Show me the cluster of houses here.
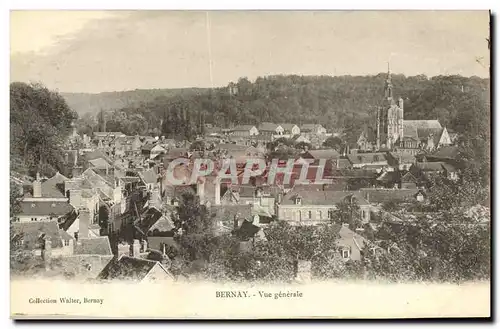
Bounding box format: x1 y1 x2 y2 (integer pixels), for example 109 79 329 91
10 115 464 282
204 122 332 149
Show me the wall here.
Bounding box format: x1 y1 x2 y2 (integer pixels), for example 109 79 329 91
278 205 334 224
143 263 173 282
18 215 54 223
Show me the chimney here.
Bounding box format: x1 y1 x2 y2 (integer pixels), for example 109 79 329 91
131 239 141 257
73 150 78 167
78 208 90 239
33 173 42 198
215 180 221 205
141 239 148 253
69 189 82 208
117 242 130 258
161 242 167 256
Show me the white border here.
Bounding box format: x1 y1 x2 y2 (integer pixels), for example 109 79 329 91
1 1 497 328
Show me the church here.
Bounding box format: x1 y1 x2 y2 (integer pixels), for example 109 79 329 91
357 65 452 155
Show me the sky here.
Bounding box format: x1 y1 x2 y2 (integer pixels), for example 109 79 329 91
10 10 490 93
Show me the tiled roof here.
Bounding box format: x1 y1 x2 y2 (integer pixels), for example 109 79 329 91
376 171 401 183
211 205 253 222
415 162 446 172
74 236 113 256
388 152 416 164
279 123 298 131
359 188 420 204
301 124 323 131
403 120 442 129
98 255 172 281
139 168 158 185
12 221 64 249
215 143 248 152
58 209 79 231
258 122 280 132
232 125 257 131
40 172 68 198
301 149 340 159
135 207 173 235
282 189 369 206
19 200 74 217
428 146 460 160
347 153 388 165
88 158 111 170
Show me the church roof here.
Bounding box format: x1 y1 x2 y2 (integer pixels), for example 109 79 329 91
403 120 442 129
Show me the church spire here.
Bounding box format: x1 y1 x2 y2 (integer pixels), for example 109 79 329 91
384 62 393 100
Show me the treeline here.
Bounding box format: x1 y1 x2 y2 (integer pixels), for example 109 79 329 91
10 82 78 177
162 195 490 283
76 74 489 144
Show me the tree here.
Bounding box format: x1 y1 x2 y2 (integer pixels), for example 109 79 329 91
190 140 205 151
10 82 78 176
10 181 22 218
330 197 363 230
323 136 343 150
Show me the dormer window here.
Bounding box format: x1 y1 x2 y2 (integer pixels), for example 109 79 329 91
31 203 36 208
295 196 302 205
51 203 56 207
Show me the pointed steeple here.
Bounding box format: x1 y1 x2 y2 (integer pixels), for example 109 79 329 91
384 62 393 100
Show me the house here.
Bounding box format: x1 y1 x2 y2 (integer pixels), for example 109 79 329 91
357 129 376 152
59 207 100 239
93 132 126 142
220 186 276 217
211 204 254 233
336 225 368 261
387 151 416 171
292 135 311 145
141 143 167 160
133 206 176 239
231 125 259 137
279 124 301 136
375 171 402 189
346 153 388 169
300 149 341 162
400 121 452 152
17 200 75 223
300 124 327 135
11 221 74 257
259 123 284 136
410 162 448 180
278 188 371 225
400 171 419 189
97 255 174 282
138 168 159 191
359 188 423 205
425 146 460 163
74 236 113 256
114 136 142 156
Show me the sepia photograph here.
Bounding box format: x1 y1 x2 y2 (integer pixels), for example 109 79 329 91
8 9 491 319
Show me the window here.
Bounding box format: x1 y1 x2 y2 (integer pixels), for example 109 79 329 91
295 197 302 205
317 211 322 220
64 240 70 246
342 249 350 259
308 211 312 219
373 155 379 162
328 209 334 219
